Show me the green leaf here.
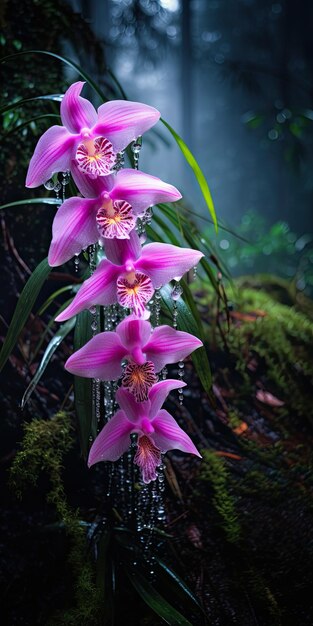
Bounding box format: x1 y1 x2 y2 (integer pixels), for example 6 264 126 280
5 113 60 135
181 280 205 341
0 197 61 210
21 317 75 408
0 258 51 372
161 118 217 231
245 114 265 129
150 213 182 246
157 559 205 616
158 203 222 293
73 310 95 458
1 50 108 102
125 568 193 626
0 94 64 116
160 285 212 398
36 285 75 316
181 206 250 243
31 297 74 363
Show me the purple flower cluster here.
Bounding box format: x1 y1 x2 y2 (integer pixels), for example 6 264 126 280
26 82 203 483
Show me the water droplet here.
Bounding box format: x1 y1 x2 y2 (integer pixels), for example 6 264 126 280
161 367 168 380
62 171 70 185
171 282 183 301
268 128 279 140
131 142 142 155
44 178 55 190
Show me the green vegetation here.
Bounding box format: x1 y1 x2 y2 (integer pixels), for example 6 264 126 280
9 412 104 626
199 450 241 544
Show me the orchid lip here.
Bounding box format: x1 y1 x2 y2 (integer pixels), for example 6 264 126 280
76 136 116 177
134 434 161 484
121 360 157 402
96 200 135 239
116 271 154 317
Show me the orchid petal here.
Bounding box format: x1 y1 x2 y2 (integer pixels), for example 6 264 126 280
116 316 152 354
137 243 204 288
149 379 186 419
110 169 182 215
93 100 160 153
65 332 126 379
71 161 113 198
88 410 132 466
48 197 99 267
115 387 148 423
152 409 201 457
104 229 142 265
56 260 119 321
26 126 76 188
60 82 97 134
145 326 203 372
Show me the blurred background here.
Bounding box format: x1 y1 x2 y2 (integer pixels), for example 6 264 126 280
1 0 313 292
71 0 313 291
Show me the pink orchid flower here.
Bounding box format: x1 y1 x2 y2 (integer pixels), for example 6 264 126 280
65 314 203 401
48 168 181 266
25 82 160 188
56 230 204 319
88 380 201 483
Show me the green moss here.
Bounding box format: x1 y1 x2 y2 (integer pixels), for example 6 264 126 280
244 568 282 624
230 288 313 425
199 450 241 543
227 410 242 429
9 412 103 626
199 283 313 427
9 410 73 498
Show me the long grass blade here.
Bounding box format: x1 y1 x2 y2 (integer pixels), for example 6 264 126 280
1 50 108 101
21 318 75 408
0 197 61 210
161 118 217 231
0 258 51 372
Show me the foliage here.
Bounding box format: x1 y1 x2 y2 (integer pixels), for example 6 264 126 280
242 107 313 172
227 286 313 425
202 209 313 296
9 411 104 626
198 450 241 544
0 0 108 201
196 279 313 428
107 0 180 66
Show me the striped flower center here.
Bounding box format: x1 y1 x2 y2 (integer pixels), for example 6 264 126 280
96 200 135 239
134 435 161 484
122 361 157 402
76 136 116 177
116 272 154 317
